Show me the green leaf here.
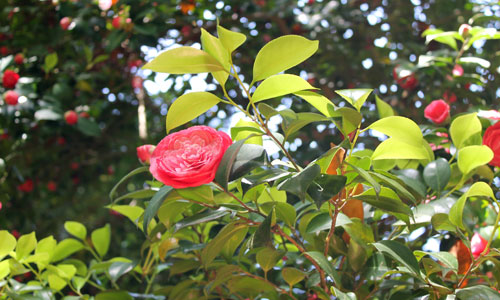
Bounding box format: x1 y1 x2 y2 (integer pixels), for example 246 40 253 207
113 189 157 204
76 118 101 136
231 120 264 145
258 103 279 119
95 291 133 300
251 74 316 104
174 208 229 232
335 89 373 111
252 35 318 83
51 239 84 263
109 166 149 200
423 158 451 193
0 231 16 260
177 185 214 204
256 247 284 272
332 286 357 300
16 232 37 261
369 171 417 204
91 224 111 258
48 274 67 291
368 116 423 145
450 113 482 149
108 262 134 282
431 213 456 232
295 91 338 118
280 111 328 139
214 138 254 190
353 187 412 217
372 138 431 160
346 162 380 195
200 28 230 70
0 260 9 280
221 226 248 259
35 236 56 269
307 174 347 208
166 92 222 133
449 182 495 229
459 56 491 68
107 205 144 228
424 30 459 50
217 24 246 53
44 52 58 73
260 202 296 227
306 212 352 234
456 285 500 300
143 185 174 232
305 251 341 286
157 200 191 229
373 240 420 277
457 145 494 175
252 210 274 249
64 221 87 241
413 251 458 271
34 109 62 121
336 107 363 134
393 169 427 198
282 267 306 287
375 95 395 119
143 46 225 74
201 222 248 267
278 164 321 201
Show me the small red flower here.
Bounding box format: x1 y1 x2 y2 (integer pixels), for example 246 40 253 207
18 179 34 192
4 90 19 105
112 16 121 29
137 145 155 164
12 230 20 239
64 110 78 125
452 64 464 77
0 46 8 56
471 232 489 259
3 70 20 89
60 17 72 30
459 24 471 37
424 100 450 125
131 76 143 89
14 53 24 65
47 181 57 192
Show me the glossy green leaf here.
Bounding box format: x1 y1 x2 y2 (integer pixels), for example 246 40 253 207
0 260 9 280
256 247 284 272
459 56 491 68
76 118 101 137
231 119 263 145
108 261 134 282
174 208 229 232
200 28 230 70
336 107 363 134
48 274 67 291
0 231 16 260
220 226 248 259
143 46 225 74
346 162 380 195
308 174 347 208
252 210 274 249
107 205 144 228
113 189 157 204
201 222 248 267
166 92 222 133
450 113 482 149
51 239 84 263
413 251 458 271
449 181 495 229
372 138 431 160
215 139 246 190
348 239 368 272
258 102 279 119
456 285 500 300
423 29 459 50
369 171 417 204
91 224 111 258
306 212 352 234
143 185 174 232
305 251 341 286
332 286 357 300
375 95 395 119
260 202 296 227
44 52 58 73
64 221 87 241
423 158 451 193
217 24 246 53
431 213 456 232
95 291 133 300
177 185 214 204
373 240 420 276
35 236 56 269
282 267 306 286
457 145 493 175
278 164 321 201
16 232 37 261
335 89 373 111
353 187 412 217
280 111 328 139
109 166 149 200
251 74 317 104
368 116 423 145
157 200 191 229
393 169 427 198
253 35 318 83
295 91 338 118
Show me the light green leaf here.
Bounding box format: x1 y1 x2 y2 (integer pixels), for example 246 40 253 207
201 222 248 267
335 89 373 111
456 285 500 300
282 267 306 287
231 119 263 145
332 286 357 300
253 35 318 83
256 247 283 272
306 212 352 234
108 262 134 282
353 187 412 218
295 91 338 118
375 95 395 119
143 46 225 74
449 181 495 229
16 232 37 261
373 240 420 277
217 24 246 54
166 92 222 133
107 205 144 228
251 74 317 104
413 251 458 271
459 56 491 68
372 138 430 160
368 116 423 145
91 224 111 258
64 221 87 241
457 145 493 175
0 231 16 260
0 260 9 280
51 239 84 263
48 274 67 291
450 113 482 149
44 52 58 73
424 30 459 50
35 236 56 269
201 28 231 86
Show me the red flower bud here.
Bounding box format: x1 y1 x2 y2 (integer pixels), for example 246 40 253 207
137 144 155 164
4 90 19 105
459 24 471 38
14 53 24 65
112 16 121 29
64 110 78 125
452 64 464 77
131 76 143 89
17 179 34 192
424 100 450 125
443 90 457 103
471 232 489 259
60 17 72 30
2 70 20 89
47 181 57 192
0 46 8 56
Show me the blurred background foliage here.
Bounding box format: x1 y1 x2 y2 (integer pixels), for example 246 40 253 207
0 0 498 256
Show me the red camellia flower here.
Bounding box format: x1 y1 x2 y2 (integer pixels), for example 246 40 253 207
443 90 457 103
4 90 19 105
47 181 57 192
483 121 500 167
17 179 34 192
150 126 232 189
60 17 72 30
112 16 122 29
137 144 155 164
64 110 78 125
424 100 450 125
3 70 20 89
0 46 8 56
452 64 464 77
471 232 489 259
14 53 24 65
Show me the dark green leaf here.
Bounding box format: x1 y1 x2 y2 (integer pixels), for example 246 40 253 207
76 118 101 137
423 158 451 193
143 186 174 232
230 144 266 181
215 139 246 190
305 251 341 286
456 285 500 300
307 174 347 208
369 171 417 204
278 164 321 201
109 166 149 200
392 169 427 198
201 222 248 267
306 212 352 234
113 189 157 204
353 187 411 220
108 262 135 282
252 210 274 248
174 208 229 232
373 240 420 277
346 162 380 195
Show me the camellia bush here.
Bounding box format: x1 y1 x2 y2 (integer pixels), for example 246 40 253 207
1 19 500 300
